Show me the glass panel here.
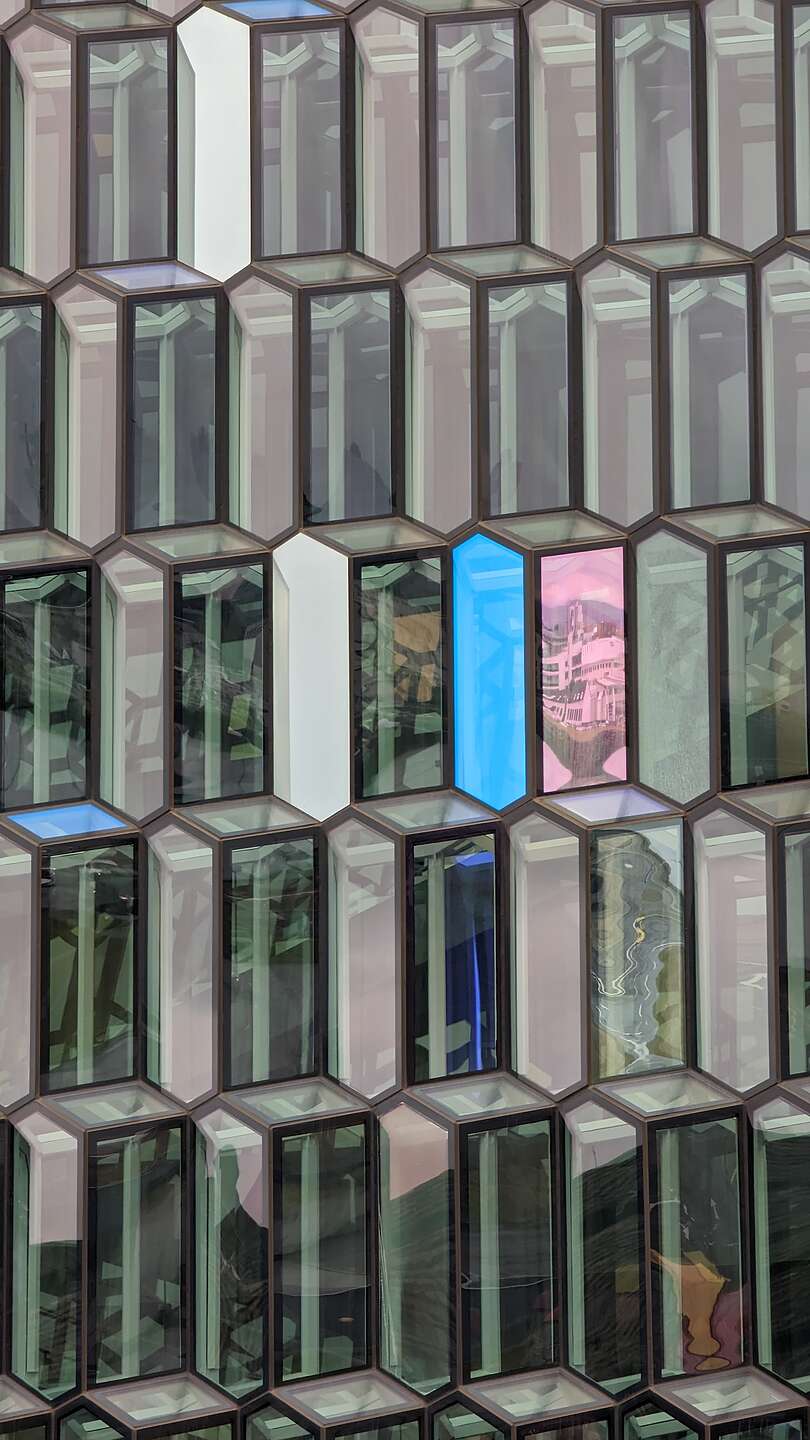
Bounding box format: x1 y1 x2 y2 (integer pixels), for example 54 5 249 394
624 1402 697 1440
354 10 421 268
435 19 516 247
91 1124 183 1382
357 555 444 797
591 822 685 1079
453 534 527 811
308 290 392 523
10 802 126 839
229 278 294 542
412 833 497 1081
278 1122 368 1380
467 1368 606 1420
195 1109 266 1397
538 547 627 793
328 819 398 1100
0 303 42 531
796 8 810 229
669 273 750 507
753 1099 810 1391
404 269 472 533
146 823 214 1104
434 1405 505 1440
693 809 770 1092
85 39 169 264
465 1119 553 1377
1 570 89 809
247 1404 311 1440
54 284 118 549
636 531 711 804
705 0 777 251
725 546 808 787
564 1102 643 1392
654 1117 743 1376
260 29 342 257
8 26 72 283
0 836 33 1109
581 263 653 527
131 296 218 530
529 3 597 260
378 1102 452 1393
43 842 136 1092
175 563 265 804
60 1409 123 1440
226 837 316 1086
784 831 810 1077
99 551 166 822
11 1112 80 1399
487 281 569 516
510 813 582 1095
613 12 693 240
761 252 810 520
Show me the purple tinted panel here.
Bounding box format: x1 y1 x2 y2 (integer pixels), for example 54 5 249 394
538 546 627 793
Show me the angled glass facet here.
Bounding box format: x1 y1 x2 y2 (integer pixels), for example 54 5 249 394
434 18 516 248
613 11 693 241
260 28 343 257
529 3 597 261
582 263 653 527
705 0 777 252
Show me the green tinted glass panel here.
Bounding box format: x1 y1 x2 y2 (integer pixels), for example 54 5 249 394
0 302 42 531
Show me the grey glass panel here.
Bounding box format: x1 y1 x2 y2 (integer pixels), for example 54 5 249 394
705 0 777 252
529 3 597 261
669 274 750 509
435 19 516 247
796 9 810 230
404 269 472 533
85 39 170 264
761 253 810 520
354 10 422 269
613 12 693 240
0 303 42 531
260 29 342 257
784 832 810 1078
131 297 217 529
753 1100 810 1391
582 263 653 527
8 26 72 284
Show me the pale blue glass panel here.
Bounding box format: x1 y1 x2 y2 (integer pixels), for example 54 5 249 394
453 533 526 810
9 802 127 839
225 0 329 14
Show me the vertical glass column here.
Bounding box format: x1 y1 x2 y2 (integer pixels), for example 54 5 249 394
785 827 810 1076
260 26 343 257
175 562 266 804
0 833 33 1110
54 282 119 551
99 550 166 823
725 546 807 787
433 18 516 248
356 555 444 798
795 9 810 230
11 1109 80 1399
705 0 777 252
84 38 170 264
753 1096 810 1391
404 269 471 534
1 569 90 810
378 1101 452 1394
7 25 73 283
353 9 421 268
581 262 653 527
195 1107 266 1397
131 295 218 530
528 2 597 260
229 276 294 542
612 11 693 241
307 289 392 524
0 297 43 532
761 251 810 520
43 841 137 1091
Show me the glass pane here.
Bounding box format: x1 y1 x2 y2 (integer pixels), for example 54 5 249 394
226 837 316 1086
175 563 265 804
357 555 444 797
378 1103 451 1393
783 831 810 1077
0 303 42 531
669 274 750 508
412 833 497 1082
0 836 33 1109
636 531 711 804
654 1118 743 1376
725 546 808 787
435 19 516 247
229 278 294 542
1 570 89 809
435 1406 505 1440
195 1109 266 1397
11 1112 80 1399
761 252 810 520
705 0 777 251
43 842 136 1091
465 1119 553 1377
753 1100 810 1391
591 822 685 1078
510 813 583 1095
529 3 597 260
693 809 770 1092
131 296 218 529
624 1402 697 1440
404 270 472 533
487 282 569 515
91 1124 183 1382
453 534 527 810
85 39 169 264
796 8 810 229
99 551 166 822
354 10 421 268
8 26 72 283
582 263 653 527
538 547 627 792
146 823 214 1104
613 12 693 240
54 284 118 549
308 290 392 523
278 1122 368 1380
564 1101 643 1392
260 29 342 257
328 819 398 1100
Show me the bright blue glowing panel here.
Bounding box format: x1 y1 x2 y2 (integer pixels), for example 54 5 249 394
9 802 128 840
453 533 527 810
222 0 330 16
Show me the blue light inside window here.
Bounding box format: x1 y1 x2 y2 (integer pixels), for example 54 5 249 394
222 0 330 16
9 803 128 840
453 533 527 811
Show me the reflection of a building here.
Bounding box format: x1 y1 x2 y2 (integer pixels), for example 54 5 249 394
541 601 625 731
